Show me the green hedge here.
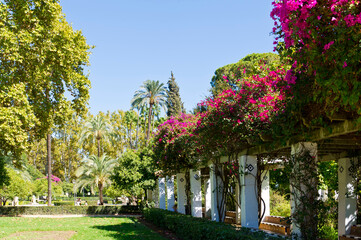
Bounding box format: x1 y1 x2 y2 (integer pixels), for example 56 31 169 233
0 206 140 216
143 208 281 240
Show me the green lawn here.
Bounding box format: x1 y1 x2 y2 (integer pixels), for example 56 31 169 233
0 217 167 240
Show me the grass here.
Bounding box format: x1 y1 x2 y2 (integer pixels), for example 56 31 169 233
0 217 167 240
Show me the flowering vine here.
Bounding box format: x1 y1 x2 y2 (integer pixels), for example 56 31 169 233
272 0 361 115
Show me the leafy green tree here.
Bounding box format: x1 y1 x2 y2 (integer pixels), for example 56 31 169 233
75 155 117 205
33 178 63 200
80 115 112 158
0 157 9 189
166 71 184 117
112 147 157 201
210 53 280 96
131 80 167 142
0 168 32 206
0 0 92 205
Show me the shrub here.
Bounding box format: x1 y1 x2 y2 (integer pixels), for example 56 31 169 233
270 191 291 217
0 205 140 216
143 208 281 240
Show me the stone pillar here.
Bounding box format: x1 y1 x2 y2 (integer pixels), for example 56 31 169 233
240 155 258 228
177 173 186 214
153 182 159 207
158 177 166 210
210 164 224 222
261 170 270 221
166 176 175 211
235 182 241 224
338 158 357 236
290 142 317 237
204 177 212 219
190 169 202 217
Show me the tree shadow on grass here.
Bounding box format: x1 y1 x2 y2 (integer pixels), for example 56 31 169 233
91 218 166 240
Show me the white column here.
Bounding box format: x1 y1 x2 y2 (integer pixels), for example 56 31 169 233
158 177 166 210
240 155 258 229
338 158 357 236
204 177 212 219
290 142 317 237
210 164 224 222
153 183 159 207
166 176 175 211
177 173 186 214
190 169 202 217
261 170 270 221
235 182 241 224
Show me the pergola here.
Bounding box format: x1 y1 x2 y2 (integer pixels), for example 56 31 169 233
150 119 361 238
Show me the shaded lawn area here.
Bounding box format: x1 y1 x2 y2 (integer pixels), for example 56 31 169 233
0 217 167 240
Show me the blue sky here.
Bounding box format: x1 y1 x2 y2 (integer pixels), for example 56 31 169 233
60 0 275 115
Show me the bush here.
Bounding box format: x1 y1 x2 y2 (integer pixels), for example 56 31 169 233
270 191 291 217
53 201 74 206
0 205 140 216
143 208 281 240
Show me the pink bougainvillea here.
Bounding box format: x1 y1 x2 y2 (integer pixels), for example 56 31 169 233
271 0 361 113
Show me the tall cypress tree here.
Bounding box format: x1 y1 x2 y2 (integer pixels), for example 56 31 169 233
166 71 184 117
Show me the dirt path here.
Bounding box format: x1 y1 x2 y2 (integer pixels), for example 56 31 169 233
3 231 77 240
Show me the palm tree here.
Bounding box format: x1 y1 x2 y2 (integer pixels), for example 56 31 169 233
131 80 167 142
75 155 117 205
80 115 112 158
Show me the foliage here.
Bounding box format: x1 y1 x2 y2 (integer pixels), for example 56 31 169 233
210 53 281 96
195 64 292 159
0 84 37 156
284 147 320 239
270 168 290 198
0 168 32 205
153 113 199 176
75 155 117 205
80 115 112 158
112 147 157 198
271 0 361 119
0 0 91 146
32 178 63 198
166 71 184 117
143 208 280 240
318 225 338 240
131 80 167 141
0 156 9 188
269 190 291 217
0 205 140 216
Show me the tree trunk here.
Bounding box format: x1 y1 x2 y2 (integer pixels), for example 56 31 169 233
146 103 153 142
135 112 140 149
98 182 104 205
97 138 100 158
47 133 52 206
185 169 192 215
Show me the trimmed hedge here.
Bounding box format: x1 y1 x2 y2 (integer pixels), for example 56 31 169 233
143 208 281 240
0 205 140 216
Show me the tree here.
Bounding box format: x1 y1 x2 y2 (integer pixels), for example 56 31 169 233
112 147 157 201
75 155 117 205
0 168 32 206
0 0 92 206
210 53 280 96
166 71 184 117
131 80 167 142
80 115 112 158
